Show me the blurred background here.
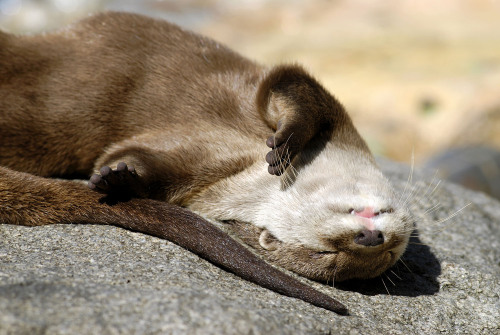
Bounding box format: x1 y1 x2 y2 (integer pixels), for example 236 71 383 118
1 0 500 198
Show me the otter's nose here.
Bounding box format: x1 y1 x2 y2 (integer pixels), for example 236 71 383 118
354 229 384 247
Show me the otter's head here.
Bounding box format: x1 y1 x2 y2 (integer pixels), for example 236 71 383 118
226 65 413 282
232 136 413 282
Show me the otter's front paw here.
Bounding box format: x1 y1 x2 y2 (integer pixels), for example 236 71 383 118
265 120 309 176
88 162 145 198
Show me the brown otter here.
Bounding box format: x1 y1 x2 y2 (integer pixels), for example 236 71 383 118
0 12 413 314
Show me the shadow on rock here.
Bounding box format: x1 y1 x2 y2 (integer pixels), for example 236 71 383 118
335 231 441 297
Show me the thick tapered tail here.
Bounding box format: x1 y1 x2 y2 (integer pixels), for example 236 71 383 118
96 199 348 315
0 166 347 314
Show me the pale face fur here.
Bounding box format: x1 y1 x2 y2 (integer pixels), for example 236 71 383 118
188 136 413 282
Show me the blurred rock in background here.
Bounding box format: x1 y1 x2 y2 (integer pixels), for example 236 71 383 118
1 0 500 198
424 146 500 200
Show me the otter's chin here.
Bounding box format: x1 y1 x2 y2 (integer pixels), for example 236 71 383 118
223 220 408 282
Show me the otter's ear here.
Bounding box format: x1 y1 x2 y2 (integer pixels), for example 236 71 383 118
256 64 350 175
259 229 280 251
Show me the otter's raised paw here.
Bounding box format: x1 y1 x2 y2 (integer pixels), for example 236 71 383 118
265 121 307 176
88 162 145 199
266 137 292 176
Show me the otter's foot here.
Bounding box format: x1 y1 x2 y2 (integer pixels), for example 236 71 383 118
88 162 146 199
265 120 311 176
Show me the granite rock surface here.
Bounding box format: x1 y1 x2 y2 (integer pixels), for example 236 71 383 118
0 160 499 334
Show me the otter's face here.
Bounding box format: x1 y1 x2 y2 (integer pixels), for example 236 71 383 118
189 138 413 282
233 142 413 282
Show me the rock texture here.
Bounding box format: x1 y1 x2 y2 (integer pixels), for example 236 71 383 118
1 160 499 335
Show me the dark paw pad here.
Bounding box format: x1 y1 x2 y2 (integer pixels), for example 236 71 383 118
88 162 144 198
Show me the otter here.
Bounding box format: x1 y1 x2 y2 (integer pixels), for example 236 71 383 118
0 12 413 314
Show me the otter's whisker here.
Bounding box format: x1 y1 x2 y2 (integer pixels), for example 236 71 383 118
423 203 442 215
398 257 413 274
418 170 439 200
278 134 295 189
431 203 471 232
273 137 289 190
401 183 420 209
402 176 434 210
332 265 338 288
283 147 294 186
380 277 391 295
428 179 442 199
390 270 402 281
288 158 298 179
397 150 415 208
384 273 396 287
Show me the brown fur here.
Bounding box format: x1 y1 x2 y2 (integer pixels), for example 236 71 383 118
0 12 361 188
0 12 373 314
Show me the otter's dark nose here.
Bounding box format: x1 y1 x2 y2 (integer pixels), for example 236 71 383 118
354 229 384 247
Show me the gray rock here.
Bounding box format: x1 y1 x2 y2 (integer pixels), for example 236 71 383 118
0 160 499 335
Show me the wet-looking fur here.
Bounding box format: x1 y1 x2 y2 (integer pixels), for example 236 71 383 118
0 12 413 314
